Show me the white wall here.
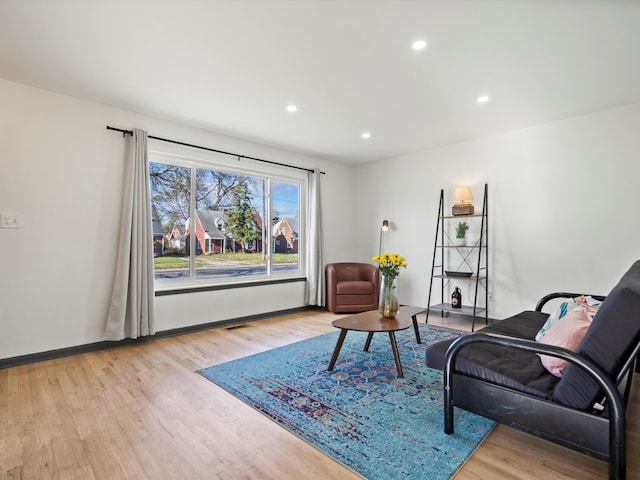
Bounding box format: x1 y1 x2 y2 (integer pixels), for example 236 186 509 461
354 102 640 318
0 79 356 359
3 76 639 359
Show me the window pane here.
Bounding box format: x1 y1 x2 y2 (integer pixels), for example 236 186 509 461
150 162 190 281
272 182 300 273
194 169 267 280
149 154 305 286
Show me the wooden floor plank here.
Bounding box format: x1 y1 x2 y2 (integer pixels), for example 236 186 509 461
0 309 638 479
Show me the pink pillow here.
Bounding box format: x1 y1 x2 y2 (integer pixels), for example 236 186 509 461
539 309 592 377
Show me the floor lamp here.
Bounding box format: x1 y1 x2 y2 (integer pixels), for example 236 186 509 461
378 219 389 257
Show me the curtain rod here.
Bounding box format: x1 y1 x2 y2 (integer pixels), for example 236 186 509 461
106 126 325 175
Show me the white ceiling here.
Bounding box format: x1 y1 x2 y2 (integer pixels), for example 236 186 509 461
2 1 640 165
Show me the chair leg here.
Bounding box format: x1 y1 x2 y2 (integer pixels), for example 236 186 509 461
609 412 626 480
444 395 454 433
444 373 454 434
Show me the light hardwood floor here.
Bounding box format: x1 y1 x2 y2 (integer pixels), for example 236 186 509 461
1 309 639 479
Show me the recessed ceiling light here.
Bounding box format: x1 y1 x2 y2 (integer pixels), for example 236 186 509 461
361 132 371 140
412 40 427 51
477 95 490 104
286 104 297 113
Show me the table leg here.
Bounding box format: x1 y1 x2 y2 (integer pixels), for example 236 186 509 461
412 314 422 344
388 331 404 378
328 329 348 371
364 332 374 351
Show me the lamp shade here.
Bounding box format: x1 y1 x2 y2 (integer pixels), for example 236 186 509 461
381 219 389 231
453 186 473 205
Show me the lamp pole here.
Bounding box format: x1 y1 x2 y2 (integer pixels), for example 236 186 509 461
378 219 389 257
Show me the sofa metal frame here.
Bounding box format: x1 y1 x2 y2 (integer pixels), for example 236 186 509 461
443 292 640 480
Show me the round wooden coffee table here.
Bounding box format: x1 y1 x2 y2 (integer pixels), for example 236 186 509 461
327 306 424 378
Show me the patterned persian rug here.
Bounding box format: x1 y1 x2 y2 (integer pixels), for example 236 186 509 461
198 323 495 480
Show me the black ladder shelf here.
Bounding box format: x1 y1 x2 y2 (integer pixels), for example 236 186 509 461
426 184 488 331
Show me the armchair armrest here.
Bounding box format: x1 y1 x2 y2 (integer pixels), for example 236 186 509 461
535 292 607 312
326 264 338 284
362 265 381 285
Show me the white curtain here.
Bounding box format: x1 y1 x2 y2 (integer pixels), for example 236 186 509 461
105 128 156 340
305 169 323 306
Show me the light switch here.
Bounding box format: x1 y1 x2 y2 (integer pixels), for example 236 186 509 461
1 213 22 229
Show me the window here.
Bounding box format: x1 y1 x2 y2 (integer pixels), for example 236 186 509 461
149 150 305 288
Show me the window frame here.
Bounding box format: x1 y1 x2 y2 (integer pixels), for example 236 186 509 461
149 145 308 293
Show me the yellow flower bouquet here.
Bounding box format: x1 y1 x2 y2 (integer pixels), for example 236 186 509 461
371 253 408 317
371 253 408 278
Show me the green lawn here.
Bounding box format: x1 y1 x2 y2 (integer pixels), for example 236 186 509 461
154 253 298 269
212 252 298 264
153 256 205 269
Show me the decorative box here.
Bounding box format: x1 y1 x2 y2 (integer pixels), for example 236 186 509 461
452 204 474 216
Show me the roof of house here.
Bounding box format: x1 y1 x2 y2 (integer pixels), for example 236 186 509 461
167 224 184 237
272 217 298 236
195 210 228 240
196 209 265 240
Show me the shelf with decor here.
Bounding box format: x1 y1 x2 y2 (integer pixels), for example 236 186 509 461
427 303 486 317
426 183 488 331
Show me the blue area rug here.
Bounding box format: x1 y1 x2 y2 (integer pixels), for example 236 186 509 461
198 323 495 479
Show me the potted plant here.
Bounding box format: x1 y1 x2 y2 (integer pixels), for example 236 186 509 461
455 221 469 246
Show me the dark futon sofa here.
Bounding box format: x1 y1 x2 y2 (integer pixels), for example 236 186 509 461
425 260 640 480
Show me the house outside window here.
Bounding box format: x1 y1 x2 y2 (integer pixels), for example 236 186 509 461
272 217 299 254
149 150 305 288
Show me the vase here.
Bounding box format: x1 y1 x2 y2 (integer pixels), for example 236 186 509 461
379 274 399 318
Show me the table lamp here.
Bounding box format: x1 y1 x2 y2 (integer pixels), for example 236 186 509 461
452 186 474 216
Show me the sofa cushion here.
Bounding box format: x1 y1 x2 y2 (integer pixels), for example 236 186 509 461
535 295 602 342
539 309 592 377
425 310 560 399
336 281 374 295
554 260 640 409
